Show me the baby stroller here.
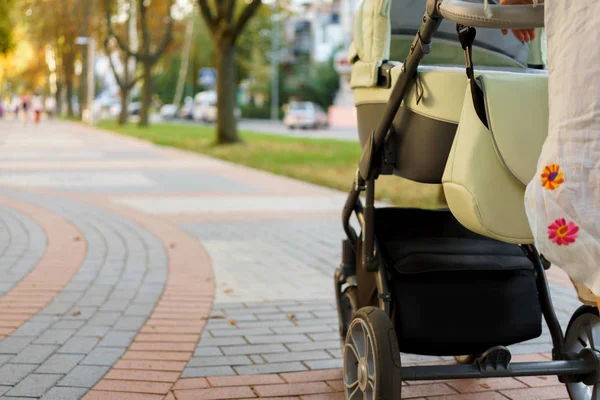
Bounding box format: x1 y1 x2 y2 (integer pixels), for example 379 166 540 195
334 0 600 399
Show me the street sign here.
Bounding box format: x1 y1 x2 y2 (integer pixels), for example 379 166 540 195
199 68 217 87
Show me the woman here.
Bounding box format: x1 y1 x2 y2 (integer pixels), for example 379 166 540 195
501 0 600 308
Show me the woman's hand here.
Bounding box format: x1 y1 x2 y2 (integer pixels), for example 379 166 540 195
499 0 544 42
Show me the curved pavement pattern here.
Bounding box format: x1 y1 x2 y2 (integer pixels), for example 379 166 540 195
0 203 46 298
0 118 583 399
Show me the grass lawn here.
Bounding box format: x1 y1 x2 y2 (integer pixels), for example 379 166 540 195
96 120 445 208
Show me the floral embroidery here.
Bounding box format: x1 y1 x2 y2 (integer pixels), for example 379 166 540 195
541 164 565 190
548 218 579 246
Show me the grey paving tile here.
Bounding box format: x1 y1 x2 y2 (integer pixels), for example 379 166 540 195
209 327 273 337
273 325 334 335
0 356 13 369
112 316 146 332
198 337 247 347
88 312 121 326
76 325 111 338
0 386 10 396
52 320 87 330
36 354 85 374
263 350 332 363
245 334 309 344
193 347 223 357
11 321 52 337
249 355 266 364
234 362 308 375
286 340 341 352
57 365 110 388
221 344 287 356
180 366 236 378
304 358 343 370
5 373 62 397
308 332 340 341
97 331 136 348
0 337 34 355
0 364 38 385
80 347 125 366
187 356 252 367
124 304 155 316
42 387 89 400
58 337 100 354
11 345 58 364
33 329 76 345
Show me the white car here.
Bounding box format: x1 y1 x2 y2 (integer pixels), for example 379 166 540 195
284 102 329 129
160 104 178 120
192 91 241 123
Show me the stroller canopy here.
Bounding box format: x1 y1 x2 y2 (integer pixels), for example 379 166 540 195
389 0 532 65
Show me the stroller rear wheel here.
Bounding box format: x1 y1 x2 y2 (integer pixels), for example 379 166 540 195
565 306 600 399
343 307 402 400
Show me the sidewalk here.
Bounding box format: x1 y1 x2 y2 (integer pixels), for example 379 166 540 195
0 118 577 399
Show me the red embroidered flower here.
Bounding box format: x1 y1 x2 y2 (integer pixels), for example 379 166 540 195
541 164 565 190
548 218 579 246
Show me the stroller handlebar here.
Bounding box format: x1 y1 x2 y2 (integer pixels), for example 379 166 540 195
438 0 544 29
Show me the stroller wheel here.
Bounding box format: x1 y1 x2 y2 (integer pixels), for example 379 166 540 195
565 306 600 399
343 307 401 400
339 286 358 343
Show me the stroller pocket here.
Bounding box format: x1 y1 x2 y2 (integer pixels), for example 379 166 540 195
376 208 542 356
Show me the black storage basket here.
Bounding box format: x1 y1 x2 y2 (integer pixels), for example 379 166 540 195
375 208 543 356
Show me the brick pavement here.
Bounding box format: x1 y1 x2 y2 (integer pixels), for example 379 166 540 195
0 118 586 399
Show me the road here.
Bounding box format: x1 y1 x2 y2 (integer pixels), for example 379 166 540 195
161 117 359 141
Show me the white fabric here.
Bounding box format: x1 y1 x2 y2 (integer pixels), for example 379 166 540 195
348 0 391 88
524 0 600 294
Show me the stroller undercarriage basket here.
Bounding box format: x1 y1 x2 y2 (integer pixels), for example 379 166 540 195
374 208 542 356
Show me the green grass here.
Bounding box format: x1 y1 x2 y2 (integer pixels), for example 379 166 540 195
96 120 445 208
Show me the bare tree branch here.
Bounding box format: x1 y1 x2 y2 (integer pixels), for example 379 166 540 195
104 0 145 61
138 0 151 56
232 0 262 43
149 0 175 63
224 0 235 22
197 0 216 34
104 37 124 89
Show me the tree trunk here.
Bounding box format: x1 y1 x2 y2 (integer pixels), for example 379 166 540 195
55 82 62 116
64 50 75 117
173 16 194 107
216 41 239 144
78 45 88 119
118 86 130 125
139 62 152 127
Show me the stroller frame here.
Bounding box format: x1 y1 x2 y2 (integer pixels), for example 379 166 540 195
336 0 600 397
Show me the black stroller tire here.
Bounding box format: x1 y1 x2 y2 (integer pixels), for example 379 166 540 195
565 305 600 399
343 307 402 400
339 286 359 343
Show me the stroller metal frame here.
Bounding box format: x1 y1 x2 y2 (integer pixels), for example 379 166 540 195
336 0 600 395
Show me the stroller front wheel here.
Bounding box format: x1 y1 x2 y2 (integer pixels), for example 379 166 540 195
565 305 600 399
343 307 402 400
339 286 359 343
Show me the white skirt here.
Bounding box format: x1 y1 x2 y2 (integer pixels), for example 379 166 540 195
524 0 600 294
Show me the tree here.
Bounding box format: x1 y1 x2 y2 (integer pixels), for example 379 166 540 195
105 0 174 127
197 0 263 144
104 0 141 125
77 0 94 120
0 0 15 55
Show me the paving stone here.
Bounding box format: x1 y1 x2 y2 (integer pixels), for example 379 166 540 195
125 304 156 316
221 344 288 355
308 332 340 341
234 362 308 375
64 307 97 320
58 337 100 354
36 354 84 374
11 345 58 364
5 373 62 397
304 358 343 370
286 340 341 352
193 347 223 357
187 356 253 367
245 334 309 344
42 387 89 400
0 386 10 396
81 347 126 366
180 366 236 378
11 321 53 337
33 329 76 345
52 320 87 330
76 325 111 337
57 365 110 388
0 364 38 385
263 350 333 363
0 337 34 355
198 337 247 347
88 312 121 326
273 325 334 335
209 327 273 337
112 316 146 332
98 331 136 347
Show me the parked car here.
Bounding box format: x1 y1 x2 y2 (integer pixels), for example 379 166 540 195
192 91 241 123
283 102 329 129
160 104 178 120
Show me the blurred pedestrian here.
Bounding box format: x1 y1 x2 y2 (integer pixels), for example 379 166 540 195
32 92 43 124
20 93 30 124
